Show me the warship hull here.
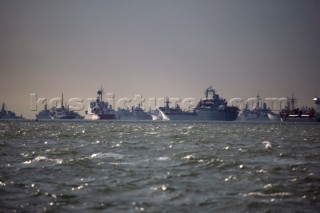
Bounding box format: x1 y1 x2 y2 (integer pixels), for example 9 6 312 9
50 114 77 119
280 115 319 122
36 112 51 120
98 114 117 120
160 113 197 121
117 114 152 121
162 108 238 121
116 109 152 120
49 109 83 120
196 108 239 121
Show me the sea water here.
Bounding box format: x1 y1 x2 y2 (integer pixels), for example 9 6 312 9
0 120 319 212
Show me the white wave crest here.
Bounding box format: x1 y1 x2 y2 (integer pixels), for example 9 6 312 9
90 152 124 159
23 156 63 165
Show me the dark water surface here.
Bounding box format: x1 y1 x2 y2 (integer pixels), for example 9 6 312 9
0 120 320 212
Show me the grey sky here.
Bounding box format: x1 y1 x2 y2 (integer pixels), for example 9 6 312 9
1 0 319 118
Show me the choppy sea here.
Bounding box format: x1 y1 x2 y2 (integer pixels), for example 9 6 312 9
0 120 320 212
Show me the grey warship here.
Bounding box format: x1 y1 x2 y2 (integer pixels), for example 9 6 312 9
195 86 239 121
157 98 197 120
0 102 24 119
36 94 83 120
239 93 273 121
117 104 152 120
158 86 239 121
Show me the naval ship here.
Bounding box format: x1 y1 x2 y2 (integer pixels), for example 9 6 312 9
239 94 272 121
0 102 24 119
36 94 83 120
48 94 83 119
158 98 197 120
158 86 239 121
85 87 117 120
117 104 152 120
279 94 320 122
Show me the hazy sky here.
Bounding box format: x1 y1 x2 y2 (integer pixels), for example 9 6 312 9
1 0 319 118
